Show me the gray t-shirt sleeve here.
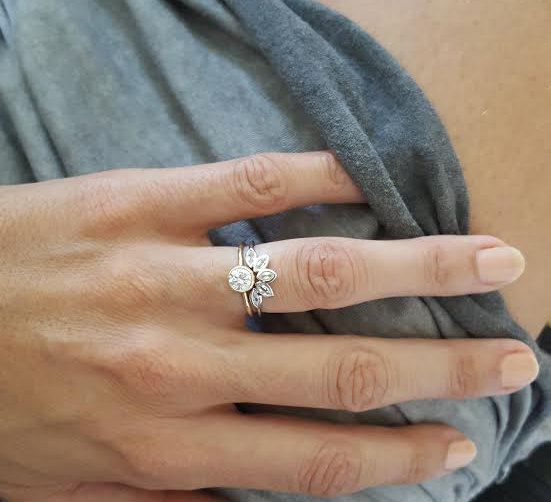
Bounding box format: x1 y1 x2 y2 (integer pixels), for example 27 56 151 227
1 1 549 501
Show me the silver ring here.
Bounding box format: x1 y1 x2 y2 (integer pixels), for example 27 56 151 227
227 242 277 316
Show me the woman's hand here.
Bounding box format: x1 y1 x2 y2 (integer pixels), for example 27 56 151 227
0 151 538 502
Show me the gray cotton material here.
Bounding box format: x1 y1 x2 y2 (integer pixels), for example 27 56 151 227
0 0 550 501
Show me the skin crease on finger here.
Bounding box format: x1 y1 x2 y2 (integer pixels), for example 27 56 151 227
318 0 551 337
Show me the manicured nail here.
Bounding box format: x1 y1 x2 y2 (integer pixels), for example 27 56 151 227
476 246 525 285
501 352 539 389
445 439 477 470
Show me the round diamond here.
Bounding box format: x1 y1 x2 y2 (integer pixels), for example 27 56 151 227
228 266 254 293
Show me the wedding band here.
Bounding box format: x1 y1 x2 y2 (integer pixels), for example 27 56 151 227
228 242 277 316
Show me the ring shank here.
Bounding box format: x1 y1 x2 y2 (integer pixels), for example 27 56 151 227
238 243 254 317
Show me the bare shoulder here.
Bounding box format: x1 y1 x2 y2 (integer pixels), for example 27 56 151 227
318 0 551 336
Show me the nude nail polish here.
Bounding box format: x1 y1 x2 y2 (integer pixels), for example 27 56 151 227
445 439 477 471
476 246 525 285
501 352 540 389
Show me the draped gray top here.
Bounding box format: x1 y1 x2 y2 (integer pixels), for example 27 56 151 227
0 1 549 501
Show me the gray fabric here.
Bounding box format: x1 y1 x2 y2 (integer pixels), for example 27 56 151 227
0 1 549 501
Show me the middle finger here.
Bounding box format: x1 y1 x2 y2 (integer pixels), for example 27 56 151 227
217 334 539 411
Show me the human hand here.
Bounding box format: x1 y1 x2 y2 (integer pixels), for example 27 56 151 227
0 151 538 501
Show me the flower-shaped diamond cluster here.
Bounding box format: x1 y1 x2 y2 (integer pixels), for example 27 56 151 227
245 247 277 309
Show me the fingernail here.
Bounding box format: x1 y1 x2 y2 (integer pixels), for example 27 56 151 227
501 352 539 389
476 246 525 285
445 439 477 470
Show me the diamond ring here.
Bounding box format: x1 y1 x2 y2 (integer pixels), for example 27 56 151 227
228 242 277 316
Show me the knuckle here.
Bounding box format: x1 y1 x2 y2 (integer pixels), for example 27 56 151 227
95 249 171 311
106 345 181 402
422 244 451 291
129 352 178 401
320 151 348 191
448 353 479 398
299 240 356 308
297 440 363 496
77 172 137 236
324 344 390 412
231 153 288 211
113 426 198 490
118 441 170 488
